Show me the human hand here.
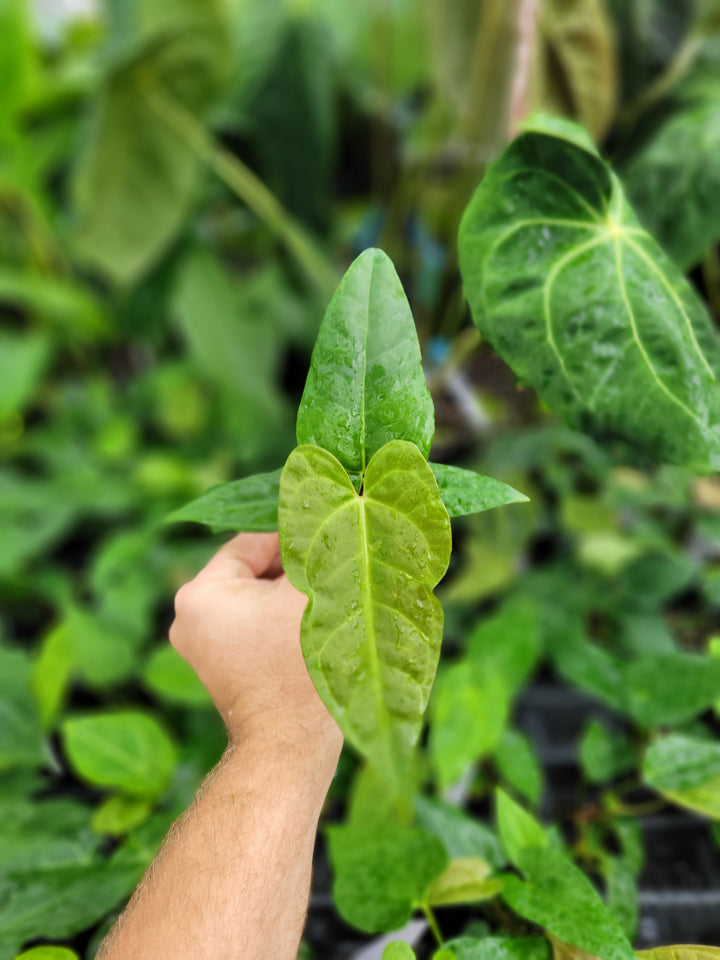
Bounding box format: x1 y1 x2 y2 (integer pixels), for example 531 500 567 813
170 533 342 753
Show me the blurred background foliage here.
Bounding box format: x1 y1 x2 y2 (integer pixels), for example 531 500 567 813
3 0 720 956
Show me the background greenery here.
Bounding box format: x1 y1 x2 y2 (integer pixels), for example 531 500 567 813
3 0 720 957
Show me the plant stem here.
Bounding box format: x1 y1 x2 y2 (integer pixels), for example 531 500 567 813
422 902 444 946
140 78 338 297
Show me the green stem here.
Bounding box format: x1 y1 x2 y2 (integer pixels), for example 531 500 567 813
422 902 444 946
140 78 338 297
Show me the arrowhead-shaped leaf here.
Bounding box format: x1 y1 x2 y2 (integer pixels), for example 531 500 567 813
296 248 435 475
458 130 720 471
167 470 281 532
430 463 528 517
279 439 451 795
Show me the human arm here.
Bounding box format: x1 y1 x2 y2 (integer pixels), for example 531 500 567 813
97 533 343 960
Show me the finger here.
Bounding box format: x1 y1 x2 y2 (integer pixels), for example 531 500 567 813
199 532 281 582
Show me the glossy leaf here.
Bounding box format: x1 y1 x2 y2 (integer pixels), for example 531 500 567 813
430 463 528 517
62 711 176 798
624 93 720 269
72 0 230 284
501 847 635 960
296 249 434 474
643 734 720 818
444 936 551 960
168 470 281 532
458 130 720 471
279 440 451 795
327 823 447 932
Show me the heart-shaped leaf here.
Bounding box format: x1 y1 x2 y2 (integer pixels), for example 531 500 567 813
279 439 451 795
458 130 720 471
296 248 435 475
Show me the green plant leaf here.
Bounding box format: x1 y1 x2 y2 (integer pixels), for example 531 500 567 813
430 463 529 517
0 331 51 417
496 789 547 867
426 856 502 907
279 440 451 796
167 470 281 532
383 944 417 960
141 645 213 708
637 948 720 960
624 94 720 269
72 0 230 284
15 947 80 960
91 795 153 837
296 248 435 475
327 823 448 933
494 730 544 807
443 936 551 960
458 129 720 471
501 847 635 960
579 720 635 784
62 711 176 798
414 795 505 869
0 646 46 772
643 734 720 817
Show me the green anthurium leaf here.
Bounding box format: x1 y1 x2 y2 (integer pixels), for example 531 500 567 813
624 94 720 270
383 944 417 960
425 856 502 907
15 947 80 960
444 936 552 960
167 469 281 532
279 440 451 797
496 788 547 867
327 822 448 933
61 711 176 798
458 129 720 472
72 0 230 285
430 463 528 517
643 734 720 818
501 847 635 960
296 248 435 475
637 948 720 960
414 795 505 869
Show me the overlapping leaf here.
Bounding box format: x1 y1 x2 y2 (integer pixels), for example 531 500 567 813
643 734 720 818
458 130 720 471
279 439 451 795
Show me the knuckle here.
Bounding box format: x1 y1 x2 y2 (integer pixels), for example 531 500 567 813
172 580 200 621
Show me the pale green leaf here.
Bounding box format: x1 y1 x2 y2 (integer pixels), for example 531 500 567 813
458 130 720 471
496 789 547 867
0 331 51 416
579 720 635 784
426 857 501 907
62 711 176 798
327 823 447 933
501 847 635 960
383 944 417 960
494 730 544 807
296 249 434 474
141 645 212 708
637 948 720 960
15 947 80 960
430 463 528 517
168 470 281 532
279 440 451 796
91 795 153 837
643 733 720 818
414 795 505 869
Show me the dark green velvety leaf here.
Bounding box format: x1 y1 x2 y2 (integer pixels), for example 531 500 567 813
327 823 447 933
72 0 230 284
458 130 720 471
501 847 635 960
643 733 720 817
430 463 529 517
296 248 434 474
279 440 451 796
444 936 551 960
624 94 720 269
62 711 176 798
168 470 281 532
414 795 505 869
